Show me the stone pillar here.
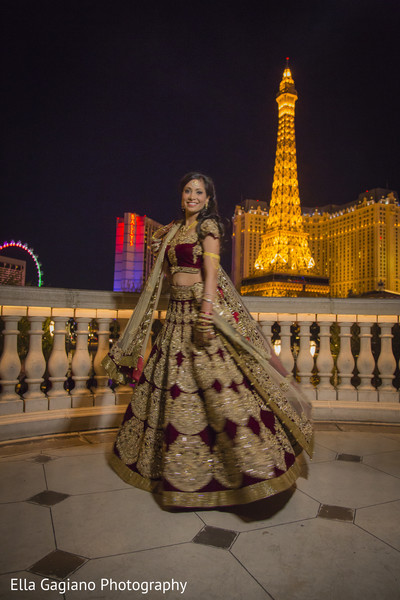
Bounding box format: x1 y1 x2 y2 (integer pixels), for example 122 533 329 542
259 312 277 352
114 311 134 406
93 311 117 406
316 314 336 401
23 312 49 411
47 312 72 410
277 314 294 376
0 309 24 414
71 314 94 407
378 316 398 402
296 314 315 401
336 315 356 402
357 317 377 402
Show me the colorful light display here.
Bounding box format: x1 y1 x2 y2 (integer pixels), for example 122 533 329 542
0 240 43 286
113 213 161 292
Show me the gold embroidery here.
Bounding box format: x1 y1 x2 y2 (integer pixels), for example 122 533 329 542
234 426 276 479
212 432 243 489
165 391 208 435
164 435 213 492
192 242 203 265
136 427 164 479
200 219 220 239
111 279 313 508
167 222 202 275
169 266 201 274
110 452 302 507
116 417 145 464
131 381 151 421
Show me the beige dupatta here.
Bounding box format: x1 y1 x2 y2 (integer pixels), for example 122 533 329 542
102 222 180 384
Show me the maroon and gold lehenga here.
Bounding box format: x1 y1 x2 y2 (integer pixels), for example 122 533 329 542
103 220 313 508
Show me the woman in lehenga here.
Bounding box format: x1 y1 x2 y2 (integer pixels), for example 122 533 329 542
103 172 313 509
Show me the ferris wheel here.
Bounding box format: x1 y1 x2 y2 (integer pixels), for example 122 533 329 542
0 240 43 287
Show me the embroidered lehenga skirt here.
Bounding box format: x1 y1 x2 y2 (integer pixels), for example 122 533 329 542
110 282 313 508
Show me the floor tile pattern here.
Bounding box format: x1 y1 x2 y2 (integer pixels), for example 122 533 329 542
318 504 354 521
30 454 54 464
28 550 87 580
0 425 399 600
192 526 237 549
28 490 70 507
336 453 362 462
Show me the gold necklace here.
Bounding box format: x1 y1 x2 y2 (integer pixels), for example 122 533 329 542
173 220 197 245
181 220 197 232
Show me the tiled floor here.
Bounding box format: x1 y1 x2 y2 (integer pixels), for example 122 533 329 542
0 424 400 600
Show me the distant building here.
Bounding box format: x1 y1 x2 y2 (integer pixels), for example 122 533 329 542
0 256 26 286
232 188 400 297
231 199 268 287
113 213 162 292
302 189 400 297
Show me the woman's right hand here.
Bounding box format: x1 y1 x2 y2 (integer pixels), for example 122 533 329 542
194 326 215 348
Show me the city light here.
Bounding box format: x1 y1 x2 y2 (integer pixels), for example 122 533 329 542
0 240 43 286
273 339 281 356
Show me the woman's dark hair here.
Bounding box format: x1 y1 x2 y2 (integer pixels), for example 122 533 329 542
179 171 224 240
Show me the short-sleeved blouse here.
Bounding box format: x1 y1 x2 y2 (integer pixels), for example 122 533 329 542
165 219 220 275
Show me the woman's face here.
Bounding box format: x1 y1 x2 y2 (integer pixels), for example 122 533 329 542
181 179 210 218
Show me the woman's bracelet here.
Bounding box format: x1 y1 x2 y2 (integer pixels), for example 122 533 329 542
196 325 214 332
197 310 214 329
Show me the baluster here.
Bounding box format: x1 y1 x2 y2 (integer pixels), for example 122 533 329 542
71 315 93 407
316 314 336 401
47 314 71 409
259 313 277 352
277 314 294 375
378 316 398 402
336 315 356 401
113 311 134 406
24 313 48 411
357 317 377 401
94 314 116 406
296 315 315 400
0 311 24 414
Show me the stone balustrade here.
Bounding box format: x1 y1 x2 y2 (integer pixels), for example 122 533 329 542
0 285 399 440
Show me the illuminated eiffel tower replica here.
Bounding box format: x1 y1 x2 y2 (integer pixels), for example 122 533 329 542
241 63 330 297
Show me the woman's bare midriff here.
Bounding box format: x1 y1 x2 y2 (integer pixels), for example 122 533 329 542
171 272 203 286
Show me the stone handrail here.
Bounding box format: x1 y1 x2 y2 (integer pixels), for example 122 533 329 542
0 285 399 440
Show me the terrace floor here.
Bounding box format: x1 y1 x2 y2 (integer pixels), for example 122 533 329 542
0 423 400 600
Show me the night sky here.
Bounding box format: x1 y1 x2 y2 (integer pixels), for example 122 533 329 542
2 0 400 290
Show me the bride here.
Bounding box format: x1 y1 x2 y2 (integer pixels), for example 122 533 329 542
103 172 313 508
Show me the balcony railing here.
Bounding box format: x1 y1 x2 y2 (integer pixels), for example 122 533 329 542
0 285 399 441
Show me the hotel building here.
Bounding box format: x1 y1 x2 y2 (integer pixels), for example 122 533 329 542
232 188 400 297
113 212 162 292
